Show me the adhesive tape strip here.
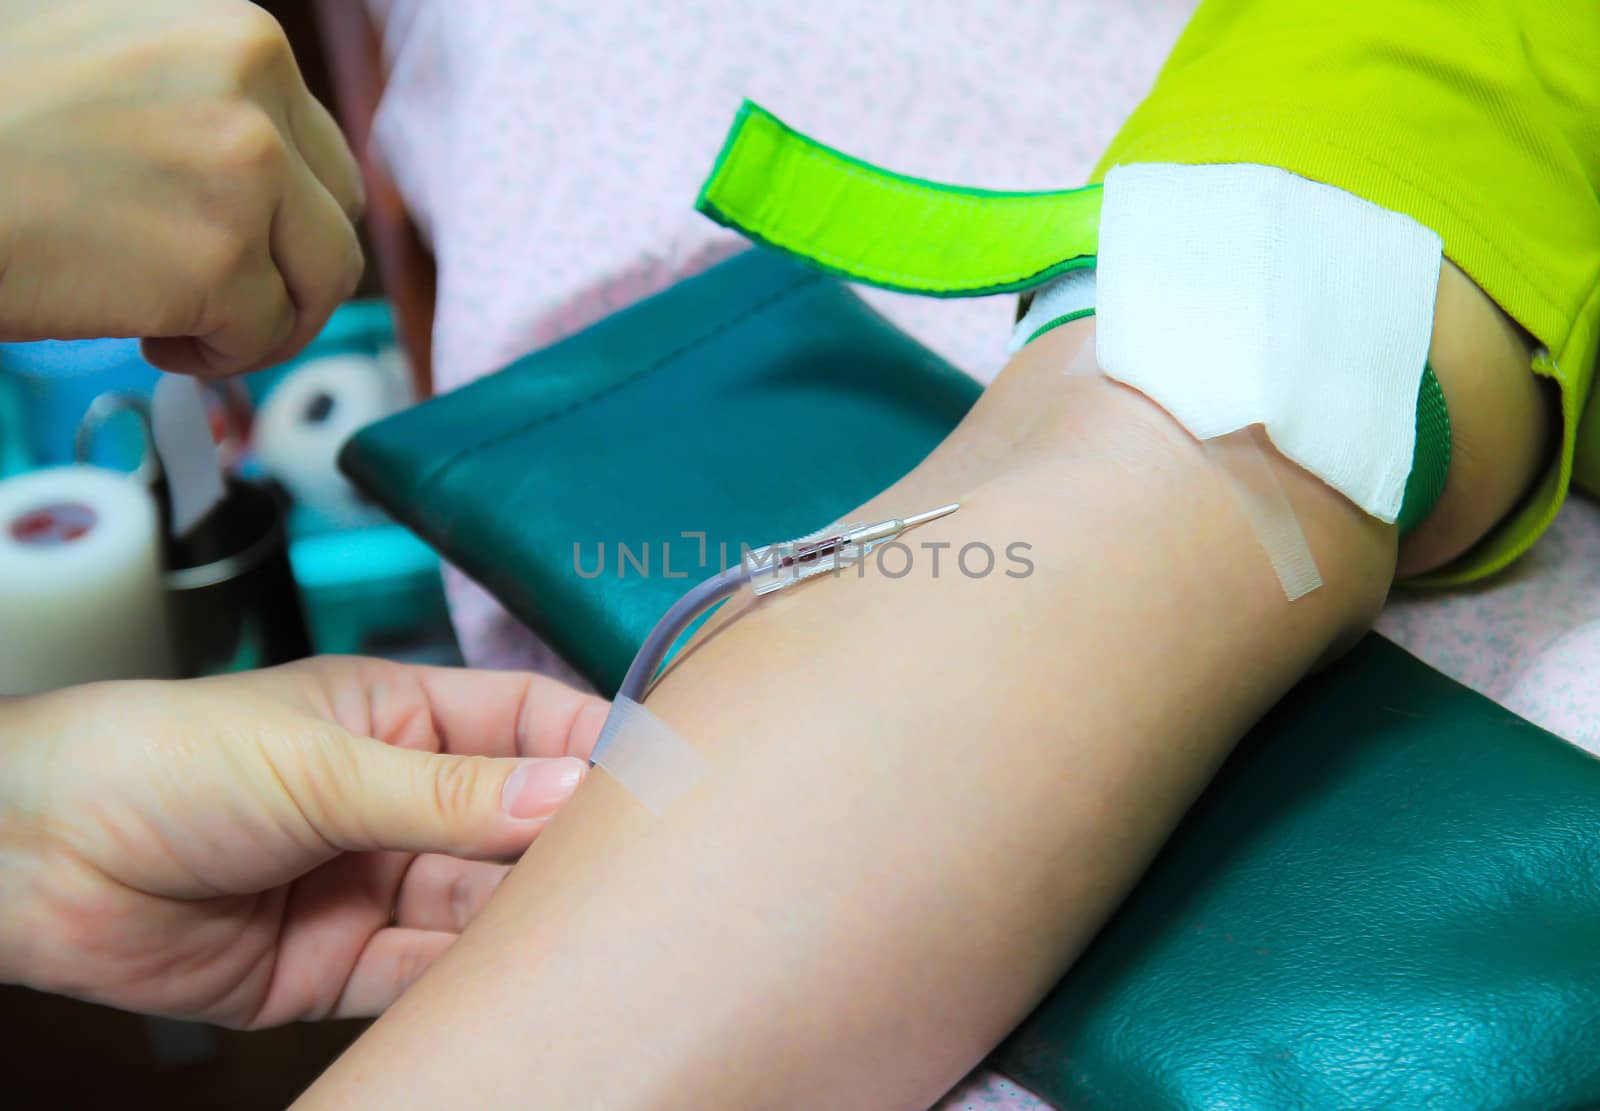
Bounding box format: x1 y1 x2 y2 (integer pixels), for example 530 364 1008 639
591 695 711 815
1203 428 1324 601
1063 326 1100 378
1053 316 1323 600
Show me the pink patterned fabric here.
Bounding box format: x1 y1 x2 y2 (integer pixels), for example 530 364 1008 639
1377 496 1600 758
362 1 1600 1106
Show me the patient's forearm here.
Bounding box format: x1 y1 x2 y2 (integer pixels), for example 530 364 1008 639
301 320 1396 1108
304 268 1537 1106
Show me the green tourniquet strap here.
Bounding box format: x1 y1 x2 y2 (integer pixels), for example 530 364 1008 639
1397 364 1450 536
695 102 1450 535
1022 310 1449 535
695 101 1100 297
1024 307 1097 346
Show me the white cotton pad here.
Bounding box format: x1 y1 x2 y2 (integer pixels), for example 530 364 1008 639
1095 162 1441 523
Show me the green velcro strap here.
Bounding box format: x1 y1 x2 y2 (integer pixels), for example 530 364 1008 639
694 101 1100 297
695 101 1450 535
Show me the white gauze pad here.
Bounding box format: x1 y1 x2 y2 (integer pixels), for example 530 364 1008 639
591 696 710 814
1096 163 1441 523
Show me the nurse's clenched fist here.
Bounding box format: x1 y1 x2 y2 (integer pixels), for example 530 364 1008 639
0 1 364 376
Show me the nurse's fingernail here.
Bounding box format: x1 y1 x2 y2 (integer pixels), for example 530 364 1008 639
501 758 586 820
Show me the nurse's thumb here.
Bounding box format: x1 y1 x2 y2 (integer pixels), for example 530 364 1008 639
294 734 587 859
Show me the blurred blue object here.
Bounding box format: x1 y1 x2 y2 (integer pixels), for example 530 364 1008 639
0 372 28 476
0 339 159 468
260 300 451 660
290 524 455 659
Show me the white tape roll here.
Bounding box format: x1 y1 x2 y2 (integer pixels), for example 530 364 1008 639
0 465 175 694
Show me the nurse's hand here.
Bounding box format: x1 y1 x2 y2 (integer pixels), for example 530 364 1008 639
0 658 607 1027
0 0 365 377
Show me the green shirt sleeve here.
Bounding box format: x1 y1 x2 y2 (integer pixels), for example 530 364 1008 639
1093 0 1600 585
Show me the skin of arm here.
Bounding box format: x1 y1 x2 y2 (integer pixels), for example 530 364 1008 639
300 262 1545 1109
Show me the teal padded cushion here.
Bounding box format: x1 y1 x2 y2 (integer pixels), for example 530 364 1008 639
343 249 1600 1109
342 250 979 692
994 634 1600 1109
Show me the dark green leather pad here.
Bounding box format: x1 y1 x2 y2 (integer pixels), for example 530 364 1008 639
343 249 1600 1109
994 633 1600 1109
342 250 979 691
